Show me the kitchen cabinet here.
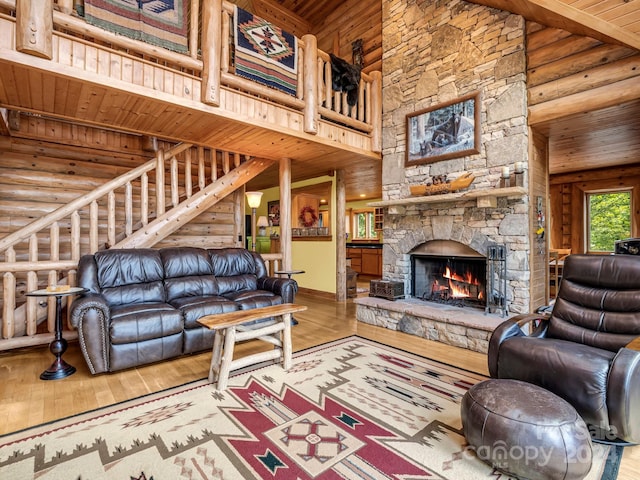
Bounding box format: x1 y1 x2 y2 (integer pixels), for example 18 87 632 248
361 249 382 276
347 246 381 276
347 247 362 273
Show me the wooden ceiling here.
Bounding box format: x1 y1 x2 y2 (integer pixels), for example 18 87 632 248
472 0 640 50
2 0 639 200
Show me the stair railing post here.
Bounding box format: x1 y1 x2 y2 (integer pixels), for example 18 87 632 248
156 149 166 216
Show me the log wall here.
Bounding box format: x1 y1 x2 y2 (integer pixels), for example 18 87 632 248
529 130 549 308
313 0 382 74
527 23 640 112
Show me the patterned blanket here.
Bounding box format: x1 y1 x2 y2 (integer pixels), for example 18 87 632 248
234 6 298 96
84 0 188 53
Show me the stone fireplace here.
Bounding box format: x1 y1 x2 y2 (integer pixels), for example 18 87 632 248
354 0 548 354
375 0 537 315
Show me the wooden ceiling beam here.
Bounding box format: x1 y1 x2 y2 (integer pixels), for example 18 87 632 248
469 0 640 51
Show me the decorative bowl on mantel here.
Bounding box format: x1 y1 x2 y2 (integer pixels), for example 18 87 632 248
410 172 475 196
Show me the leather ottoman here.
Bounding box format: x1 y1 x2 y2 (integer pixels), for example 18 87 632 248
461 379 593 480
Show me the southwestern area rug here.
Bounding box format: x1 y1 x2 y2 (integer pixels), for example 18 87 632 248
0 337 617 479
84 0 189 53
234 6 298 97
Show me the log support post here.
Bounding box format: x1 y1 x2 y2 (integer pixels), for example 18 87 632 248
16 0 53 60
279 158 292 271
335 169 347 301
302 34 318 135
201 0 222 106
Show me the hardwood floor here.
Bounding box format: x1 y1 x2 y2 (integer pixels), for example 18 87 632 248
0 291 637 478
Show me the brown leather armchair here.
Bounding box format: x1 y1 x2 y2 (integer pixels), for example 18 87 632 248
488 254 640 444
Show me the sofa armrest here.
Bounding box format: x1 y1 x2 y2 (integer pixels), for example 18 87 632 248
257 276 298 303
69 293 111 374
606 347 640 444
487 313 550 378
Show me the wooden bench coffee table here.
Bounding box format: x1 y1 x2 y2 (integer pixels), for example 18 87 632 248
197 303 307 390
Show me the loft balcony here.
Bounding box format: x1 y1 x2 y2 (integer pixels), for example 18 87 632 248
0 0 382 184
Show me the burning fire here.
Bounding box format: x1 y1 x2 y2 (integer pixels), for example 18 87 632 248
443 266 478 285
436 266 483 299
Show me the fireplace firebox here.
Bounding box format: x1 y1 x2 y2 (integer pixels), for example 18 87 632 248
412 255 486 308
409 240 507 315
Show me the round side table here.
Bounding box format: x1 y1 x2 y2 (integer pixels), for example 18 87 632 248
27 287 87 380
274 270 305 325
274 269 305 279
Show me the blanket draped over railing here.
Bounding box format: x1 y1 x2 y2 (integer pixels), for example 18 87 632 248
233 5 298 96
83 0 189 53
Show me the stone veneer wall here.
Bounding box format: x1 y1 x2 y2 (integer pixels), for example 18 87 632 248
380 0 533 314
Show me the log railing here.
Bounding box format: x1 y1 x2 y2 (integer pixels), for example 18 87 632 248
260 253 283 277
2 0 381 149
0 142 251 349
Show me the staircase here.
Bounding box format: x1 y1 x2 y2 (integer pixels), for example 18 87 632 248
0 143 274 350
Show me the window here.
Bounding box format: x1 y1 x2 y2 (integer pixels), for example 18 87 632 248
352 209 378 240
586 190 631 252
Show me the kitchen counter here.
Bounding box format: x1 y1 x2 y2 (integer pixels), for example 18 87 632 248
346 243 382 249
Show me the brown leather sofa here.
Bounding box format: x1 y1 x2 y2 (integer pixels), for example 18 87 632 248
70 247 297 374
488 254 640 444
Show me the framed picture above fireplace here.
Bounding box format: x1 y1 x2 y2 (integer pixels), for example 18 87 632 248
405 91 480 166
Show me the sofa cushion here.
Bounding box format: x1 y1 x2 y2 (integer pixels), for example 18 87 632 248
224 289 281 309
110 333 183 371
209 248 257 276
216 274 258 295
160 247 219 301
496 336 615 427
109 302 183 344
164 275 219 302
161 247 214 277
94 249 165 306
170 295 238 329
102 282 166 308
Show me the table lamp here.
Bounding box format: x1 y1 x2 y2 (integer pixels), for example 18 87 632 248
257 216 269 236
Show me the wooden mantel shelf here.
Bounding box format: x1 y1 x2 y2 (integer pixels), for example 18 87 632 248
368 186 527 209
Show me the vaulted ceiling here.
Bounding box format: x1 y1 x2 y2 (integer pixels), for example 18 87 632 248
253 0 639 198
